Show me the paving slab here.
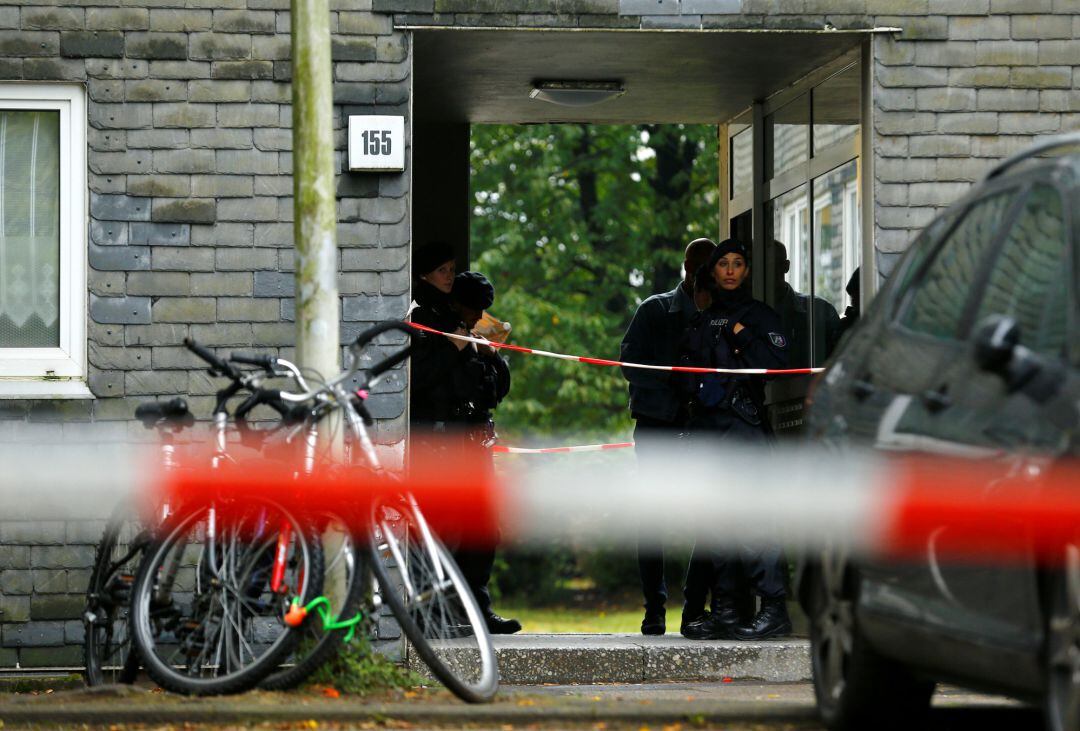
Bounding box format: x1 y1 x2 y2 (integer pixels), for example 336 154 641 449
0 681 1030 729
407 633 810 684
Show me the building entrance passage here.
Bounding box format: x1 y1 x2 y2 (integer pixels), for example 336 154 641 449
406 27 873 639
411 28 871 436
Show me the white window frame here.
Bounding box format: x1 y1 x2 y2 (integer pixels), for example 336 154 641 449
782 195 809 291
843 179 859 286
0 84 89 399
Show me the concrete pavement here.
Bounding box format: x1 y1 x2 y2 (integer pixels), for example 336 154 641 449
0 679 1031 729
409 633 811 684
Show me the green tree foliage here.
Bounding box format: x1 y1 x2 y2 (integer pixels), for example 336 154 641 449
470 124 720 441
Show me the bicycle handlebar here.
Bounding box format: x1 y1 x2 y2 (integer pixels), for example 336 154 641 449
352 320 415 379
230 351 276 371
184 337 241 380
134 397 194 428
234 388 281 422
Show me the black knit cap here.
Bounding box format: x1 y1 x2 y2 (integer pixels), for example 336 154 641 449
705 238 751 271
413 241 455 278
452 271 495 311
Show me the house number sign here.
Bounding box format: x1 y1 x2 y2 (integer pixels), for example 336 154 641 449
348 115 405 172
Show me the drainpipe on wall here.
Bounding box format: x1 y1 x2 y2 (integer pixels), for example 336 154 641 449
291 0 342 452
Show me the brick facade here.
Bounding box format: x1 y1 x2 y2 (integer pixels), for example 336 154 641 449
2 0 1078 667
0 0 410 667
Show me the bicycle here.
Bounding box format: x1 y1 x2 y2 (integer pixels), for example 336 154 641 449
125 340 324 696
213 321 500 702
82 397 192 687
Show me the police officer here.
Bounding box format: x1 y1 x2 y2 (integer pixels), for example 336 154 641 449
620 238 717 636
679 238 793 641
410 256 520 634
410 241 474 425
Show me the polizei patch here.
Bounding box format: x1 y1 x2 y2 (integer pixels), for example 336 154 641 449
769 332 787 348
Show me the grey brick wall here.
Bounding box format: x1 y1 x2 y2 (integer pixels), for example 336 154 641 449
0 1 409 668
3 0 1079 668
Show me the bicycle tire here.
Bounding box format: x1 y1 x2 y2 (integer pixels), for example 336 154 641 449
130 498 323 695
260 516 367 690
367 497 499 703
84 503 148 686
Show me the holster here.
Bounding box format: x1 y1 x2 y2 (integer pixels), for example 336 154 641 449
466 419 498 449
727 384 762 427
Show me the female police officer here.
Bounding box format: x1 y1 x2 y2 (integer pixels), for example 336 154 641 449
408 244 520 634
679 238 793 641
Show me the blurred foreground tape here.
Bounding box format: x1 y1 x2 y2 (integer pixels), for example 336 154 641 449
0 437 1077 561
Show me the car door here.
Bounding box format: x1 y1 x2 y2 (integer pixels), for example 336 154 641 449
901 177 1076 686
831 189 1021 453
850 185 1033 637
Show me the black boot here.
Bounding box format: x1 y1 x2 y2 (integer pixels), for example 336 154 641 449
679 605 707 635
641 606 666 636
486 613 522 635
732 597 792 640
681 602 739 640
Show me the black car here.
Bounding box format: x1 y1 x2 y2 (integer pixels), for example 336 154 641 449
798 134 1080 731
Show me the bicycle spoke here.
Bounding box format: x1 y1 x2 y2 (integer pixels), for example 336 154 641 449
230 591 258 668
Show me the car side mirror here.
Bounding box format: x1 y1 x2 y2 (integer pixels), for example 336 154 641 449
974 315 1063 404
973 315 1019 375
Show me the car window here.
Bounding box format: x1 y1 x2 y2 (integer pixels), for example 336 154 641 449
899 190 1016 339
971 183 1069 357
890 209 959 297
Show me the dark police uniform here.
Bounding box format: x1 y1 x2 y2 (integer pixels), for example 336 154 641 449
409 278 510 620
679 280 792 639
410 280 510 431
621 282 714 631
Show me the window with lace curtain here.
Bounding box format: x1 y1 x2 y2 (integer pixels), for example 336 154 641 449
0 85 87 398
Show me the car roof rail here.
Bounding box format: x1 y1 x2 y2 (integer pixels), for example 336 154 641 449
986 131 1080 180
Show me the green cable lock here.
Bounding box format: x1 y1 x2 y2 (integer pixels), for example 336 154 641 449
286 596 363 642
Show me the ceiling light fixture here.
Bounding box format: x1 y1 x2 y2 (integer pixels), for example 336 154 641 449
529 80 625 107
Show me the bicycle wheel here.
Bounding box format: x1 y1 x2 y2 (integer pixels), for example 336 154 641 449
367 496 499 703
130 498 322 695
260 513 366 690
84 503 150 686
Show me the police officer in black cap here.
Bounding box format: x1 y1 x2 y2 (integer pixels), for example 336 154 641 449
411 241 465 424
678 238 793 641
410 262 519 634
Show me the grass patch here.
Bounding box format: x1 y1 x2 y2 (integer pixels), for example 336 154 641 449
495 586 644 634
497 602 643 633
304 639 429 695
0 674 83 693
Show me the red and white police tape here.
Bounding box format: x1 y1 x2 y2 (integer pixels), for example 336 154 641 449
408 322 824 376
4 439 1079 563
492 441 634 454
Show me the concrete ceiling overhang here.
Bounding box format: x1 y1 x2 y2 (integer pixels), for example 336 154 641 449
413 29 870 125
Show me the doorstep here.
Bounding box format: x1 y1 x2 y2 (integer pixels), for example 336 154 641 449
407 633 811 684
